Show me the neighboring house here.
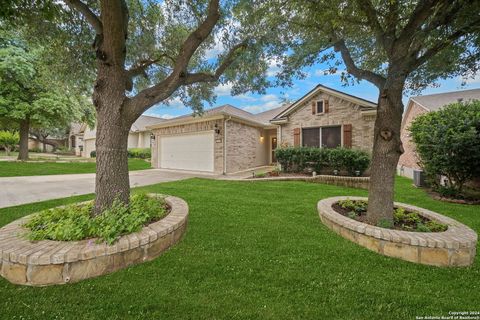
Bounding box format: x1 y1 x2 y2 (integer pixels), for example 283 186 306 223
148 84 377 174
81 115 165 158
68 122 87 156
398 88 480 179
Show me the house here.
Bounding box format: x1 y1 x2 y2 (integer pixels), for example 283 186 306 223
148 84 377 174
398 88 480 179
81 115 165 158
68 122 87 156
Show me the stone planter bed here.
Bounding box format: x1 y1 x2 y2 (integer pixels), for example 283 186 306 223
0 195 188 286
317 196 477 267
248 174 370 190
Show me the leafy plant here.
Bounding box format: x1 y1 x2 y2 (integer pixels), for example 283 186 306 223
127 148 151 159
90 150 96 158
275 147 370 175
377 218 394 229
24 193 167 244
410 101 480 195
0 130 19 155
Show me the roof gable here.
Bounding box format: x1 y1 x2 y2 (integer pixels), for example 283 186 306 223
271 84 377 121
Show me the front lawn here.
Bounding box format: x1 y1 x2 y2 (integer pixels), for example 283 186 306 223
0 177 479 319
0 158 151 177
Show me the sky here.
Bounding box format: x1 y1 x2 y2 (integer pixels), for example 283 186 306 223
144 56 480 119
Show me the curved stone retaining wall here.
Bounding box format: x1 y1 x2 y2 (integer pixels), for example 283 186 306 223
317 196 477 267
0 195 188 286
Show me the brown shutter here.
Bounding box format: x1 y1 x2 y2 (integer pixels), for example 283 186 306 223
343 124 352 148
324 99 329 113
293 128 300 146
311 101 316 115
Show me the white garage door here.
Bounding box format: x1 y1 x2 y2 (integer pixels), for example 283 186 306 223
160 131 214 172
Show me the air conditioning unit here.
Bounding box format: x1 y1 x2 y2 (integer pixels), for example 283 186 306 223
413 169 426 187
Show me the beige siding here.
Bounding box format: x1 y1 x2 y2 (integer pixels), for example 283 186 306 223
279 91 375 151
151 119 224 173
225 121 269 173
83 139 95 158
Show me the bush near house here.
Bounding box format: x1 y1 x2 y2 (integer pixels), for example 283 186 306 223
275 147 370 176
128 148 151 159
409 101 480 197
0 130 19 155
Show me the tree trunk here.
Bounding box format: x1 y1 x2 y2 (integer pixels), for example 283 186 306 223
366 78 405 225
42 137 47 153
17 117 30 161
91 1 132 215
94 107 131 214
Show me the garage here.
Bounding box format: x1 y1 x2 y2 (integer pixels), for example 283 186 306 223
159 131 214 172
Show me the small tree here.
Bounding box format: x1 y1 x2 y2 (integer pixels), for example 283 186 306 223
0 130 19 155
0 33 95 160
410 100 480 193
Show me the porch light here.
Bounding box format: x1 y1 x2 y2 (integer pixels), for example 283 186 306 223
150 133 155 140
260 134 264 141
214 123 220 134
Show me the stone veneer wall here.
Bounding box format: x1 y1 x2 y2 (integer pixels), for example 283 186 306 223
225 120 269 173
0 195 188 286
318 196 477 267
151 119 225 174
279 91 376 151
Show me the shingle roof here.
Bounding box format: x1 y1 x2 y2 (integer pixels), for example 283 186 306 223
131 115 166 132
411 88 480 111
149 104 287 128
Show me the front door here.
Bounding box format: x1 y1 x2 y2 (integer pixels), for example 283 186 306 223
271 137 277 163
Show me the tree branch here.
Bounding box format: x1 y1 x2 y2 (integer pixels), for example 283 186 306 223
412 18 480 69
355 0 387 48
64 0 103 34
184 42 248 84
397 0 440 45
126 0 221 120
332 38 386 88
127 54 176 79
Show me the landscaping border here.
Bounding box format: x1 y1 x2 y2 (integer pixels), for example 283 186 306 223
0 194 188 286
317 196 477 267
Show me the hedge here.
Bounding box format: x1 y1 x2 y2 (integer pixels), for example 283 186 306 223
127 148 151 159
275 147 370 176
90 148 151 159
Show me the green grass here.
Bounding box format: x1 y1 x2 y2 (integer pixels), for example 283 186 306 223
0 158 151 177
0 177 479 319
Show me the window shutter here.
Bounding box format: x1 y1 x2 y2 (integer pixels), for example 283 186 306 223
343 124 352 148
311 101 316 115
293 128 300 146
324 99 329 113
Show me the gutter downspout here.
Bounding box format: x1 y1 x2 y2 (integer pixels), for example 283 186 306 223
223 116 231 175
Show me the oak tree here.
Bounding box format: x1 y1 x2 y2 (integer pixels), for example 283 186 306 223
275 0 480 223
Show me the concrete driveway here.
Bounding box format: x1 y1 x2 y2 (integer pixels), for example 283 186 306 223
0 169 215 208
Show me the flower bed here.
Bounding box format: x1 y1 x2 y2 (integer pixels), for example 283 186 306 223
0 194 188 286
317 196 477 267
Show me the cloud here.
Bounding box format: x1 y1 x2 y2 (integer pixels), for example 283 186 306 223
214 82 233 96
242 95 282 114
457 72 480 85
266 58 281 77
158 114 176 119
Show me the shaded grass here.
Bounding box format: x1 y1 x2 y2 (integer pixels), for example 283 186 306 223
0 158 151 177
0 176 479 319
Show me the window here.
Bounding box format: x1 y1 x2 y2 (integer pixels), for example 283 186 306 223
321 126 342 148
302 128 320 147
302 126 341 148
316 100 324 114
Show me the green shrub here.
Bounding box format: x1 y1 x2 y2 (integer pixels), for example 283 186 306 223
128 148 151 159
275 147 370 175
410 100 480 193
0 130 19 155
90 150 96 158
24 193 167 245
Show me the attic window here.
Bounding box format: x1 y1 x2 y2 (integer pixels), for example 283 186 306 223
316 100 324 113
